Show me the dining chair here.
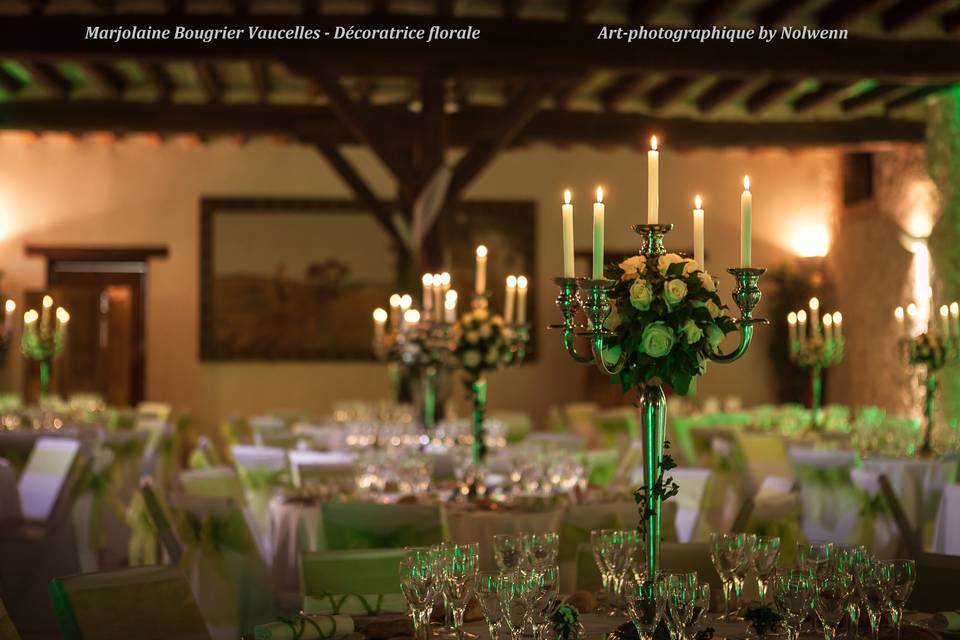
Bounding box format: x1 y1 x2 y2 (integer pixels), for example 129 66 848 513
299 548 407 615
139 477 183 565
17 437 83 523
49 565 211 640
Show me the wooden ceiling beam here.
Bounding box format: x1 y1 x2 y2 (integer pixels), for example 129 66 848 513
0 66 26 95
436 0 454 16
194 62 224 103
314 71 419 193
445 82 554 204
0 101 924 147
165 0 187 13
645 76 696 110
317 146 406 250
696 78 749 113
791 81 851 113
301 0 320 15
553 76 587 109
755 0 811 25
24 0 47 14
18 61 70 99
502 0 524 18
251 61 271 103
141 61 174 102
419 73 447 179
943 8 960 32
597 73 646 110
370 0 389 14
818 0 886 28
81 62 125 100
628 0 671 24
744 79 800 113
883 0 952 32
885 85 950 111
231 0 250 15
840 84 901 112
694 0 745 26
568 0 602 22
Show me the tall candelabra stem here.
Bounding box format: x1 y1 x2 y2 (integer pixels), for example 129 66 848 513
591 336 626 375
811 366 823 428
39 358 52 397
471 377 488 464
923 371 937 454
421 365 438 429
639 384 667 579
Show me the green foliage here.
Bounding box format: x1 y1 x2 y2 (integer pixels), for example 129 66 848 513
452 308 513 384
633 440 680 539
550 603 582 640
744 603 783 638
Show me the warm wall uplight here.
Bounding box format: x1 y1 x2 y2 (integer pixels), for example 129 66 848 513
789 223 831 258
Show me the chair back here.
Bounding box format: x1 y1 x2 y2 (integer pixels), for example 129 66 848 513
179 466 245 502
0 458 22 522
322 501 445 550
487 410 533 443
136 402 173 423
300 548 408 615
932 484 960 555
670 468 712 543
258 431 301 450
18 437 82 523
736 433 794 495
140 478 183 565
0 598 21 640
49 565 211 640
288 450 355 489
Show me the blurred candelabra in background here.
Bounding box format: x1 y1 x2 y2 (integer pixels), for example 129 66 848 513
787 296 844 428
21 295 70 396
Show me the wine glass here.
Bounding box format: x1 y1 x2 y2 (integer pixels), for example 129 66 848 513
750 536 781 604
686 583 711 639
400 550 440 640
494 534 526 572
440 544 479 640
709 532 744 620
731 533 757 618
624 577 667 640
591 529 616 614
476 572 503 640
814 575 852 640
664 577 698 640
524 532 560 570
774 570 812 640
609 530 641 612
498 572 530 640
855 559 889 640
527 565 560 640
796 542 833 580
882 559 917 640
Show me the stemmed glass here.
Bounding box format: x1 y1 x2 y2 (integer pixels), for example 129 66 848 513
882 559 917 640
477 572 503 640
400 549 440 640
498 572 530 640
774 570 813 640
625 577 667 640
590 529 616 614
750 536 781 604
494 534 526 573
814 575 852 640
709 532 746 620
440 544 479 640
527 565 560 640
609 530 641 612
796 542 833 580
731 533 757 618
686 584 711 640
834 545 866 640
664 574 698 640
523 532 560 570
855 560 889 640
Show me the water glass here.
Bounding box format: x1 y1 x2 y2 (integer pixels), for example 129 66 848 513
498 572 530 640
400 550 439 640
774 570 812 640
710 532 747 620
524 532 560 570
814 575 852 640
493 534 526 572
882 559 916 640
476 572 503 640
855 559 889 640
624 577 667 640
750 536 781 604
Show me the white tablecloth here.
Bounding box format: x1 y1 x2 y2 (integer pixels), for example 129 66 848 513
269 496 326 593
862 455 958 536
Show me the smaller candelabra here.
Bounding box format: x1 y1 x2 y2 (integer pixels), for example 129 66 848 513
0 299 16 365
894 300 959 454
21 295 70 397
787 297 844 428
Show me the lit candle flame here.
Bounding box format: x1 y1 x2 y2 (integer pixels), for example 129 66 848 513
695 194 702 209
743 175 751 191
809 297 819 311
399 294 412 310
4 300 14 314
517 275 528 289
797 309 807 322
823 314 833 327
563 189 571 205
373 308 388 323
440 272 450 286
596 186 604 203
56 307 69 323
42 295 53 309
389 294 402 308
895 306 904 320
421 273 432 286
941 305 949 318
787 311 797 325
833 312 842 325
506 275 517 288
403 309 420 324
907 303 917 317
445 290 458 303
650 135 658 151
476 245 488 258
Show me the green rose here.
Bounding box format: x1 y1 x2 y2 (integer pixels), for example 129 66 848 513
706 324 724 350
705 300 721 318
682 319 703 344
641 322 675 358
629 280 653 311
663 279 688 307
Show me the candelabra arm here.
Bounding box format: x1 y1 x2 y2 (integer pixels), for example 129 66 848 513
562 328 595 364
709 267 767 363
591 335 626 374
707 323 756 363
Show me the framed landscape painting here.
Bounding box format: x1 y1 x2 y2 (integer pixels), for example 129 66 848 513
200 197 536 361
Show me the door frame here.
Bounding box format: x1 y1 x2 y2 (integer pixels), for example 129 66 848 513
25 245 168 405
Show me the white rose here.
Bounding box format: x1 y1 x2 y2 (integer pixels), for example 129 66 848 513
485 348 499 364
619 255 646 280
682 260 700 276
658 253 685 275
465 331 479 344
682 319 703 344
705 300 721 318
463 349 482 368
699 272 716 292
479 324 492 339
706 324 724 350
629 280 654 311
604 305 622 331
474 308 489 321
663 279 688 308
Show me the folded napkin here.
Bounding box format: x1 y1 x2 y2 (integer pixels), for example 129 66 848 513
304 593 407 616
927 611 960 631
254 614 354 640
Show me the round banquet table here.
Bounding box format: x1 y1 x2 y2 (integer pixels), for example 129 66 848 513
862 455 958 536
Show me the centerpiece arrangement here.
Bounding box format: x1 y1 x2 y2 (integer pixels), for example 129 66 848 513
894 297 959 453
21 295 70 397
550 137 767 578
372 248 530 464
786 297 844 427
